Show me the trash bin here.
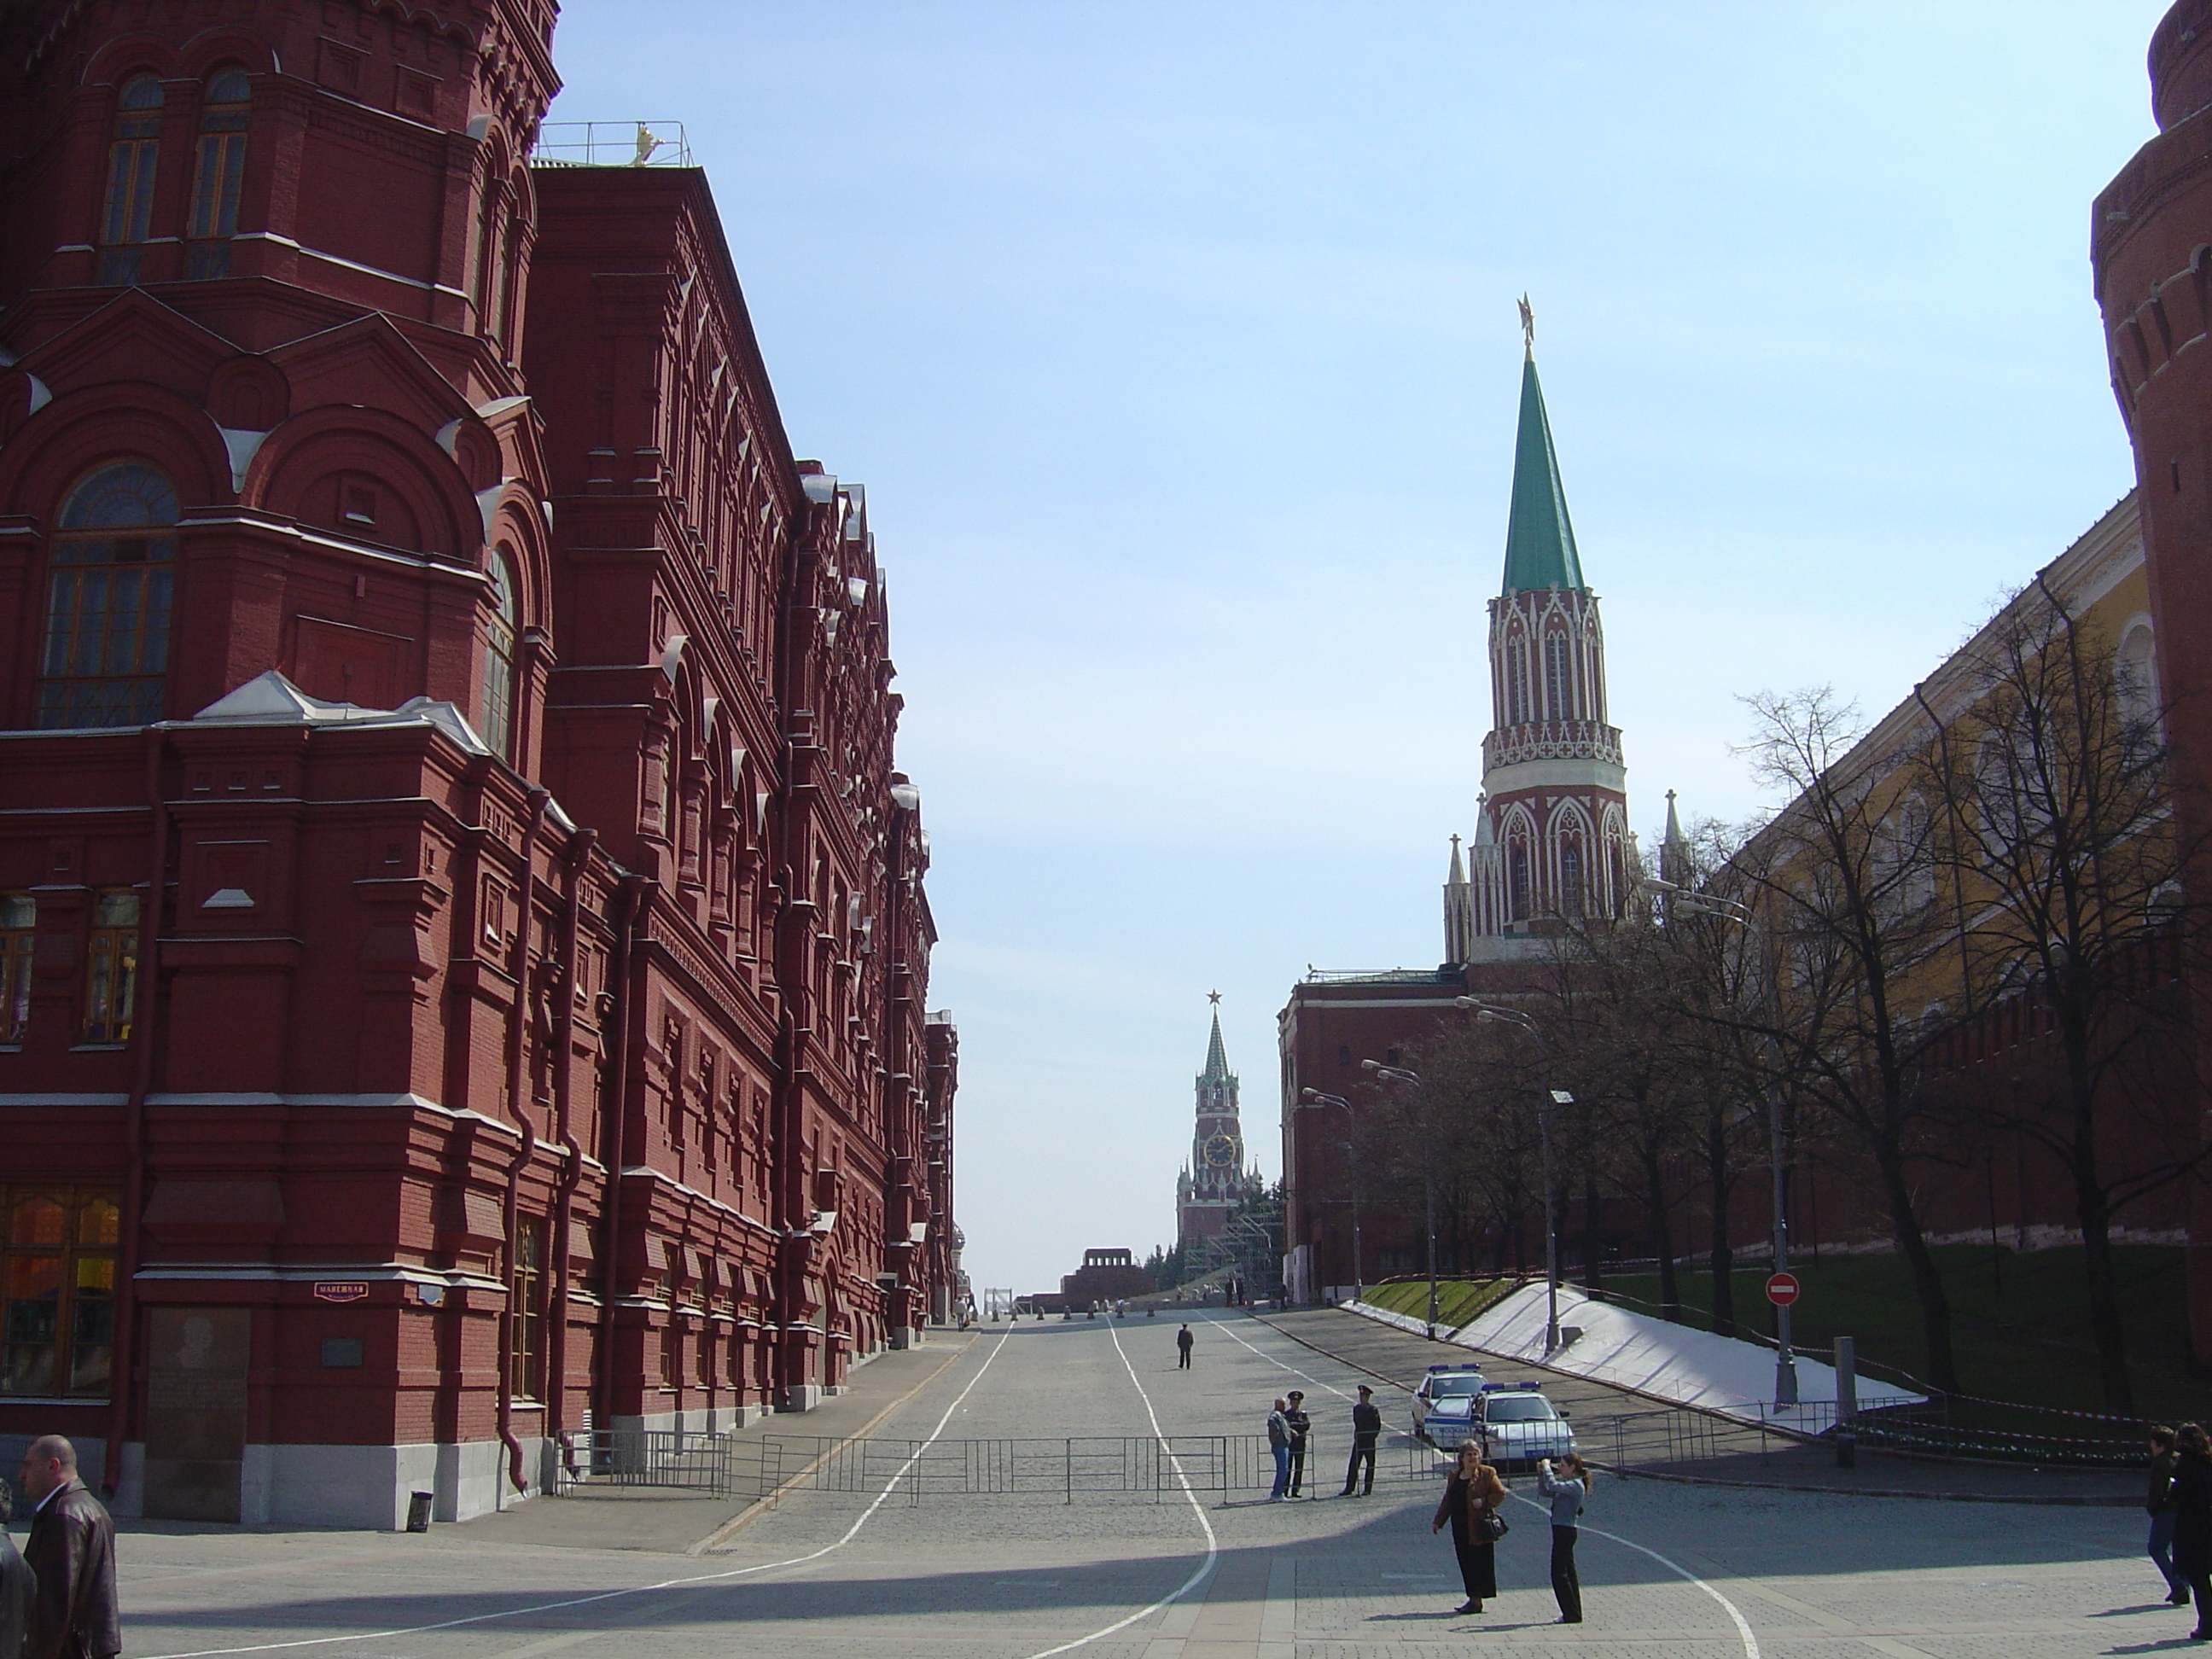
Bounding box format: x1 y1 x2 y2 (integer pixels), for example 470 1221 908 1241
1834 1431 1857 1470
405 1491 434 1532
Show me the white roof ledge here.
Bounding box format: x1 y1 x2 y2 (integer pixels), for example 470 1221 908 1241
187 670 494 756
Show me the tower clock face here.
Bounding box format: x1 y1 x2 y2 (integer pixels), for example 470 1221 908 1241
1203 1133 1237 1168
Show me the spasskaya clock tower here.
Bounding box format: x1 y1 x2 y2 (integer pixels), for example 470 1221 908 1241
1176 994 1262 1246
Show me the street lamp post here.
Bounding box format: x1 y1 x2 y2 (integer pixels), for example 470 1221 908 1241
1456 998 1570 1353
1298 1089 1362 1302
1360 1061 1434 1339
1644 876 1800 1407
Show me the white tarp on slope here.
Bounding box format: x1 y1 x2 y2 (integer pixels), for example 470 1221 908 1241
1406 1284 1924 1429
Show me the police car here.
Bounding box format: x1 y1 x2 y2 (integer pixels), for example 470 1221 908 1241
1410 1363 1487 1448
1470 1382 1575 1469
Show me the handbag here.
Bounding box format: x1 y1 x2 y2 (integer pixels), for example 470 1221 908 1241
1473 1506 1509 1542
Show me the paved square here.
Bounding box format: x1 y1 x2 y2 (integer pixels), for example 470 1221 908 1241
103 1312 2174 1659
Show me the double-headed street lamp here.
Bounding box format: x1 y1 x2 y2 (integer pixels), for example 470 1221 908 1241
1297 1088 1363 1302
1456 998 1571 1353
1359 1060 1437 1340
1644 876 1800 1408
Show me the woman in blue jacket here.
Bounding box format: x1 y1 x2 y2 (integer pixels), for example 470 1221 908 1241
1535 1453 1590 1624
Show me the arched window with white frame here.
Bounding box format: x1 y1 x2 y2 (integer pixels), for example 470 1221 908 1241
480 547 519 760
2116 620 2159 737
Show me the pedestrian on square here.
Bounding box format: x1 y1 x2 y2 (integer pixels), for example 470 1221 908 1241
1284 1392 1312 1497
2173 1423 2212 1639
1535 1453 1589 1624
0 1483 34 1659
1429 1440 1506 1615
2151 1427 2187 1607
1266 1399 1292 1500
20 1435 119 1659
1339 1384 1382 1496
1177 1324 1194 1369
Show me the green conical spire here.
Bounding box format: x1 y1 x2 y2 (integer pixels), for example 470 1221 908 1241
1200 994 1231 1083
1499 347 1586 595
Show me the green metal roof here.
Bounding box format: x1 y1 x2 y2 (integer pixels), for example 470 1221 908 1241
1499 353 1586 595
1201 1009 1232 1083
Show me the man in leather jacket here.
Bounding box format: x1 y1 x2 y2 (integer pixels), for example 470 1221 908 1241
19 1437 117 1659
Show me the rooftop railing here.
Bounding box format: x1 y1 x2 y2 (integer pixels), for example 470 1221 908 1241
530 120 693 169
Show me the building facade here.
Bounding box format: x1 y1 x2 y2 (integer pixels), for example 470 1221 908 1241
1175 1001 1261 1249
0 0 954 1527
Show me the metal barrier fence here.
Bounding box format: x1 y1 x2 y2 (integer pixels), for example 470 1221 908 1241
553 1430 1470 1505
550 1413 1853 1506
553 1429 737 1496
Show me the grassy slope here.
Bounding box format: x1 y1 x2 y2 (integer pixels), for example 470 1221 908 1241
1353 1247 2200 1417
1362 1276 1522 1331
1601 1244 2198 1418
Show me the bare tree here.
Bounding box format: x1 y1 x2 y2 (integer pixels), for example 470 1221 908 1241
1373 1019 1550 1284
1916 590 2207 1412
1537 916 1704 1320
1635 818 1780 1337
1735 687 1967 1394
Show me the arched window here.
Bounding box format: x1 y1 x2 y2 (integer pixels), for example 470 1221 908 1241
1544 632 1574 721
1559 839 1584 915
1505 632 1529 725
480 550 521 750
38 463 179 729
480 548 518 760
185 67 250 280
2117 621 2159 735
98 76 165 285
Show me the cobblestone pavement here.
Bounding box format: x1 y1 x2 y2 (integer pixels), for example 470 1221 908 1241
109 1311 2180 1659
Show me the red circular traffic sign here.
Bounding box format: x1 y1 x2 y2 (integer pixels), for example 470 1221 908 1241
1765 1272 1801 1306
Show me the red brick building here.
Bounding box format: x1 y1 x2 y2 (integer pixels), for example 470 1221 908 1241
0 0 956 1525
2093 0 2212 1361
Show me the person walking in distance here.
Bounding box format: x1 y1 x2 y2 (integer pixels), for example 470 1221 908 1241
1266 1399 1292 1500
1176 1324 1194 1369
2151 1427 2187 1607
1536 1453 1590 1624
2172 1422 2212 1637
1430 1440 1506 1615
20 1435 119 1659
1284 1391 1312 1498
1339 1384 1381 1496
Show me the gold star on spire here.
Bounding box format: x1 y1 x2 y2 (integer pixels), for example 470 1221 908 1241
1517 294 1534 358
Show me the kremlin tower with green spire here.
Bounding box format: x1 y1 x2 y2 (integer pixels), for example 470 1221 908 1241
1177 996 1262 1247
1445 308 1630 958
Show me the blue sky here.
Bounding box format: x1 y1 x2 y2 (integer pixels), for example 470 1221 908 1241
544 2 2166 1299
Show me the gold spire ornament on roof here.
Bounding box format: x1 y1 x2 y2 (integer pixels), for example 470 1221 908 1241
1517 294 1535 358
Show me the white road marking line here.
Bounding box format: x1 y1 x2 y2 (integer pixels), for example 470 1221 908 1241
1508 1490 1761 1659
1207 1313 1354 1399
137 1325 1020 1659
1011 1321 1221 1659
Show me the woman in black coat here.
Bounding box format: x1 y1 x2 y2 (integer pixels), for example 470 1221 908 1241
2172 1421 2212 1639
1429 1441 1506 1615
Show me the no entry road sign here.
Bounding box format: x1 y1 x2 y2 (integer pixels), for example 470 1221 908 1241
1765 1272 1802 1306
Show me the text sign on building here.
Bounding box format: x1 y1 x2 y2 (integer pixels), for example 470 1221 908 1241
312 1281 370 1303
1764 1272 1801 1307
